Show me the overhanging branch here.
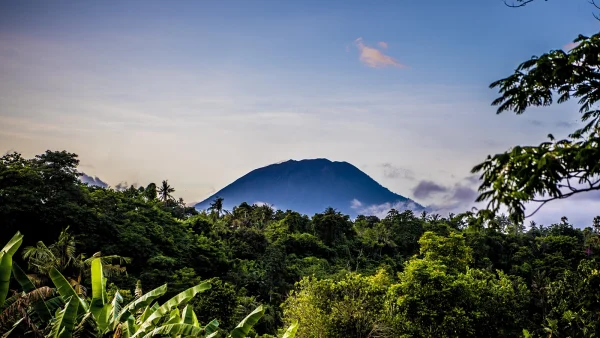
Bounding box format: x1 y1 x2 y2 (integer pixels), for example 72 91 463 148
503 0 537 7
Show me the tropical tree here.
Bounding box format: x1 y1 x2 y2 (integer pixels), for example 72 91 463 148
157 180 175 203
472 32 600 223
282 270 391 338
208 197 228 220
22 227 78 282
22 227 130 295
143 183 157 201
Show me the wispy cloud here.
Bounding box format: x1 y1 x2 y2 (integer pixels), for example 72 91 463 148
353 37 405 69
529 120 544 127
350 198 363 209
410 177 480 213
556 121 576 128
463 175 480 186
380 163 414 180
563 41 580 50
377 41 388 49
413 180 448 199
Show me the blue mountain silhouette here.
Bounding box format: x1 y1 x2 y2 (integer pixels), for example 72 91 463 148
194 159 424 217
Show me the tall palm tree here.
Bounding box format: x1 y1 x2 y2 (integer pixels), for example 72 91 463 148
208 196 225 218
157 180 175 202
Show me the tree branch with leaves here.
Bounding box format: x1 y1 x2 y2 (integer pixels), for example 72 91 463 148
472 32 600 223
503 0 600 20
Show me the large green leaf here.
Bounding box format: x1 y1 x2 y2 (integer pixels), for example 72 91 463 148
204 319 219 336
118 315 138 338
96 302 112 333
0 232 23 306
139 303 159 325
90 258 106 320
228 305 264 338
46 297 65 314
131 282 211 338
140 323 205 338
11 262 52 322
110 290 123 322
165 308 181 325
50 296 79 338
282 321 299 338
180 305 199 326
49 267 88 314
72 312 99 338
115 284 167 326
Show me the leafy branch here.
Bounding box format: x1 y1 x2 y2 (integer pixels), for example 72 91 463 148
503 0 600 20
472 32 600 223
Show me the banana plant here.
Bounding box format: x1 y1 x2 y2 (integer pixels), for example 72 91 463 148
5 241 298 338
282 321 299 338
1 261 65 337
0 232 23 306
228 305 265 338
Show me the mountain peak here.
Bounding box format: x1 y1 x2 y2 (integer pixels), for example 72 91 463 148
195 158 423 217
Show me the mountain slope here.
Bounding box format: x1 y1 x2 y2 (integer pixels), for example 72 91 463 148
80 173 108 188
194 159 423 217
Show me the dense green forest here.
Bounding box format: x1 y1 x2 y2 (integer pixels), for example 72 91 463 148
2 147 600 337
4 6 600 337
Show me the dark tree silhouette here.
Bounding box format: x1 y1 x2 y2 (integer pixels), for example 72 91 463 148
157 180 175 202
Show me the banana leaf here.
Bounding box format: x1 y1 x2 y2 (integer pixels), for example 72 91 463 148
131 282 210 338
282 321 299 338
140 323 205 338
228 305 264 338
110 290 124 322
180 305 199 326
49 267 89 314
115 284 167 326
139 302 159 325
0 232 23 306
50 296 79 338
11 262 52 322
165 308 180 325
90 258 107 320
204 319 219 336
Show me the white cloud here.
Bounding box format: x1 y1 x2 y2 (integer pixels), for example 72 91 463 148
253 201 277 210
350 198 363 209
351 199 424 218
377 41 388 49
353 37 405 68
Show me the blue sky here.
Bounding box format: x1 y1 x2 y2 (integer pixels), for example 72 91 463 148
1 0 598 226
